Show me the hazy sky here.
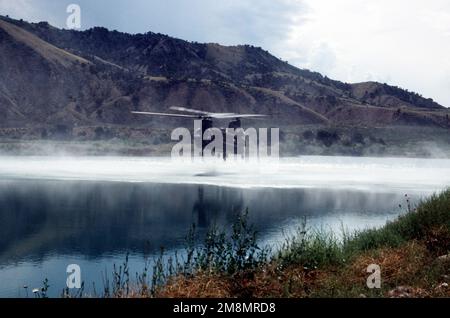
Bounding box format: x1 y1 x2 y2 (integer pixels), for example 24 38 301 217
1 0 449 107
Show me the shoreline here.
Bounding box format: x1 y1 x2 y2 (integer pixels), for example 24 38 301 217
1 128 450 159
30 188 446 299
155 189 450 298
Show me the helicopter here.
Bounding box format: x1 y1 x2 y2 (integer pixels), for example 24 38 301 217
131 106 268 158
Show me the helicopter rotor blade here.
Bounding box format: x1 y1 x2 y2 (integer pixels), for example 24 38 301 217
170 106 235 117
210 114 268 119
132 109 269 119
169 106 210 115
131 111 198 118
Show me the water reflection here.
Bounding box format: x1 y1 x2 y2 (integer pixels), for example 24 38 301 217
0 180 410 268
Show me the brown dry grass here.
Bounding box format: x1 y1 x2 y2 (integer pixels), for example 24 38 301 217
151 190 450 298
156 273 232 298
348 241 427 285
156 241 450 298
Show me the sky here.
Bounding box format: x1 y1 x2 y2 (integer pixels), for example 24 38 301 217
1 0 449 107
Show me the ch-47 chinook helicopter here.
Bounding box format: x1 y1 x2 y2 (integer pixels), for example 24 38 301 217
131 106 268 158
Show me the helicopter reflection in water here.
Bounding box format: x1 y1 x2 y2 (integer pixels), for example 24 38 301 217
193 185 244 228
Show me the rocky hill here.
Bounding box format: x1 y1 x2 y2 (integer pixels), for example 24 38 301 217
0 15 448 148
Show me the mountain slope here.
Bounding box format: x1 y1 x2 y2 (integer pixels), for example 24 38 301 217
0 15 448 136
0 19 89 67
0 19 127 128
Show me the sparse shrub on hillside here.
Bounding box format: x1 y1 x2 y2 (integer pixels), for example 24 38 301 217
316 129 340 147
302 130 314 140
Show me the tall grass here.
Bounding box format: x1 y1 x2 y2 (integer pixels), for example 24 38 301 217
278 189 450 269
61 188 449 298
63 209 270 297
183 209 270 275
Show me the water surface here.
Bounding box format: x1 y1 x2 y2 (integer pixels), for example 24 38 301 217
0 156 448 297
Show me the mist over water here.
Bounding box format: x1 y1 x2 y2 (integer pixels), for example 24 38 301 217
0 156 449 191
0 156 448 297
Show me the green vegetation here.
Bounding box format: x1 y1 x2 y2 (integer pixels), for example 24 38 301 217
54 189 450 298
279 192 450 270
183 211 270 276
157 189 449 298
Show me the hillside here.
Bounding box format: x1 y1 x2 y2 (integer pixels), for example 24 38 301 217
0 15 449 156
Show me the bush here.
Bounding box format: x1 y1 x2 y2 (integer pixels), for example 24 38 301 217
185 209 270 275
278 226 343 268
278 189 450 268
316 130 339 147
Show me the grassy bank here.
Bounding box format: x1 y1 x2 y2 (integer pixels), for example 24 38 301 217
154 189 450 298
56 189 449 298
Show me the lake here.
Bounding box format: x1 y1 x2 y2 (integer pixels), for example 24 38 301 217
0 156 449 297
